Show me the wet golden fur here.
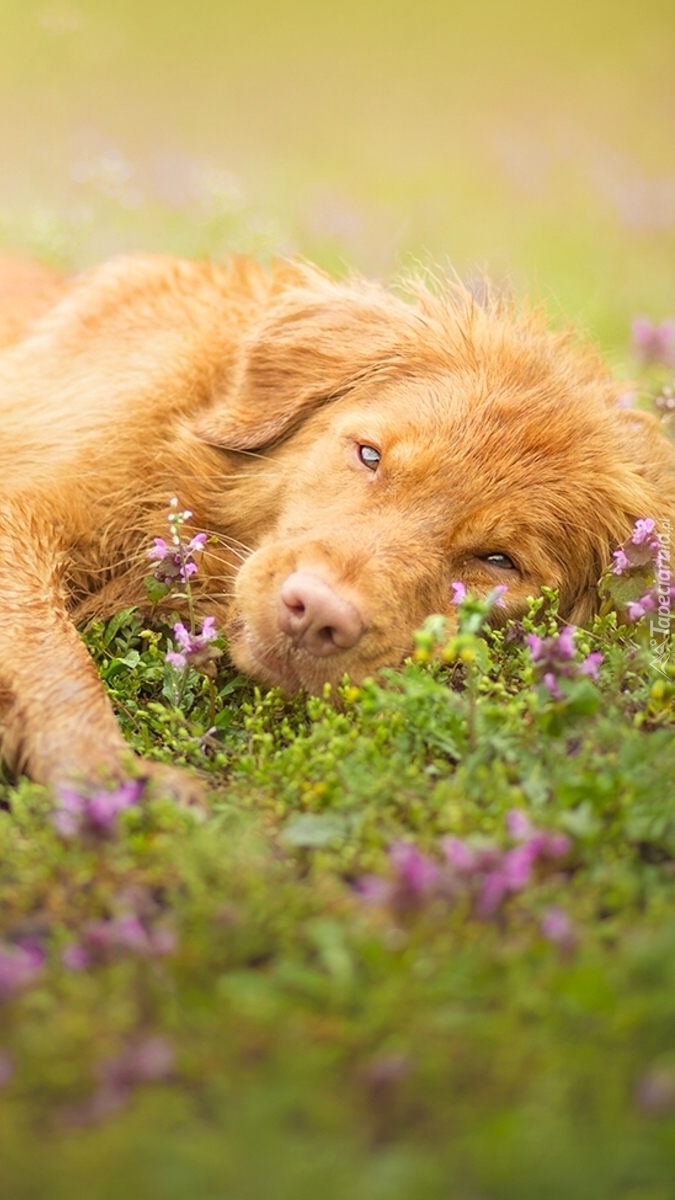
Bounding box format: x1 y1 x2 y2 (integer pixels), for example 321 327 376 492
0 252 673 793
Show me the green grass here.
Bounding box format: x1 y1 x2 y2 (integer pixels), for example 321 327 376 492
1 584 675 1199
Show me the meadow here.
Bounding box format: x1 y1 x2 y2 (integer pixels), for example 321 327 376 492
1 2 675 1197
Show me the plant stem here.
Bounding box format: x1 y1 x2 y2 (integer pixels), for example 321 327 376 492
467 664 477 751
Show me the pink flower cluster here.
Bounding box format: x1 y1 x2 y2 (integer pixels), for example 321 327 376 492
444 810 571 917
62 915 176 970
147 498 223 687
148 497 207 587
166 617 220 674
540 905 577 951
450 581 467 605
358 811 572 925
526 626 602 699
356 842 443 911
62 1036 175 1127
0 940 45 1000
611 518 674 623
612 518 660 576
52 780 143 839
148 531 207 586
631 316 675 369
450 581 507 608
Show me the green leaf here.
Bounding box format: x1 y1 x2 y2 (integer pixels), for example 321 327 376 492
144 576 172 605
103 607 139 646
281 813 347 848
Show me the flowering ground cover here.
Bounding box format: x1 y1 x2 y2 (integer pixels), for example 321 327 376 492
1 498 674 1200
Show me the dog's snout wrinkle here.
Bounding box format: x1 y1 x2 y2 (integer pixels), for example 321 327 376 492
278 570 365 657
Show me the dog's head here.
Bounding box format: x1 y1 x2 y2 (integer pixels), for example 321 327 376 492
194 264 675 691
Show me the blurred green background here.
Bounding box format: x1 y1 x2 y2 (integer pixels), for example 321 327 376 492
0 0 674 341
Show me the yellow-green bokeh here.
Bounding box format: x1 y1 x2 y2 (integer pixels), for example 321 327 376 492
1 0 674 349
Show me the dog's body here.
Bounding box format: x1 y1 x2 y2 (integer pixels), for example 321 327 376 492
1 252 674 793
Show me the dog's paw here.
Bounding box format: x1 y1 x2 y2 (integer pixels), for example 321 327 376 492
134 760 212 819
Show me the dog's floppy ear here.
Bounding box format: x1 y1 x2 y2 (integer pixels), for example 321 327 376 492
565 405 675 624
192 272 424 451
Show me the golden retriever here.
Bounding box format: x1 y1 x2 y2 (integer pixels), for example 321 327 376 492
0 252 673 796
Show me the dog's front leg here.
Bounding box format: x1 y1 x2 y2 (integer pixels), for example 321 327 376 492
0 616 130 788
0 607 210 813
0 583 210 813
0 537 131 787
0 513 162 796
0 522 207 808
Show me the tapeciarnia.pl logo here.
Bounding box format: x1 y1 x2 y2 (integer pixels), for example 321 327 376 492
649 518 672 678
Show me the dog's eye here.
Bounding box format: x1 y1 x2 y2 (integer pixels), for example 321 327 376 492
358 445 381 471
482 553 518 571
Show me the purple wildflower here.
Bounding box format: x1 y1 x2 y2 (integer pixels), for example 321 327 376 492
527 625 576 665
527 625 603 696
469 818 570 918
477 828 570 918
148 537 168 559
83 915 175 961
478 843 537 916
148 531 207 586
612 519 661 577
165 617 221 677
626 593 658 623
52 780 143 839
612 547 630 575
0 941 45 999
607 518 673 624
61 943 90 971
451 581 467 605
98 1036 175 1089
440 838 502 875
504 841 541 888
389 842 440 897
557 626 576 658
87 783 142 831
506 809 535 841
541 905 577 951
63 1037 174 1128
477 870 509 917
525 633 542 658
631 316 675 369
441 836 478 873
361 816 571 921
356 842 441 913
632 518 657 546
546 833 571 858
85 915 149 955
542 671 563 699
355 874 394 906
51 788 84 838
578 651 603 680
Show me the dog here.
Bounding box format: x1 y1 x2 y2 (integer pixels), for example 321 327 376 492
1 252 674 797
